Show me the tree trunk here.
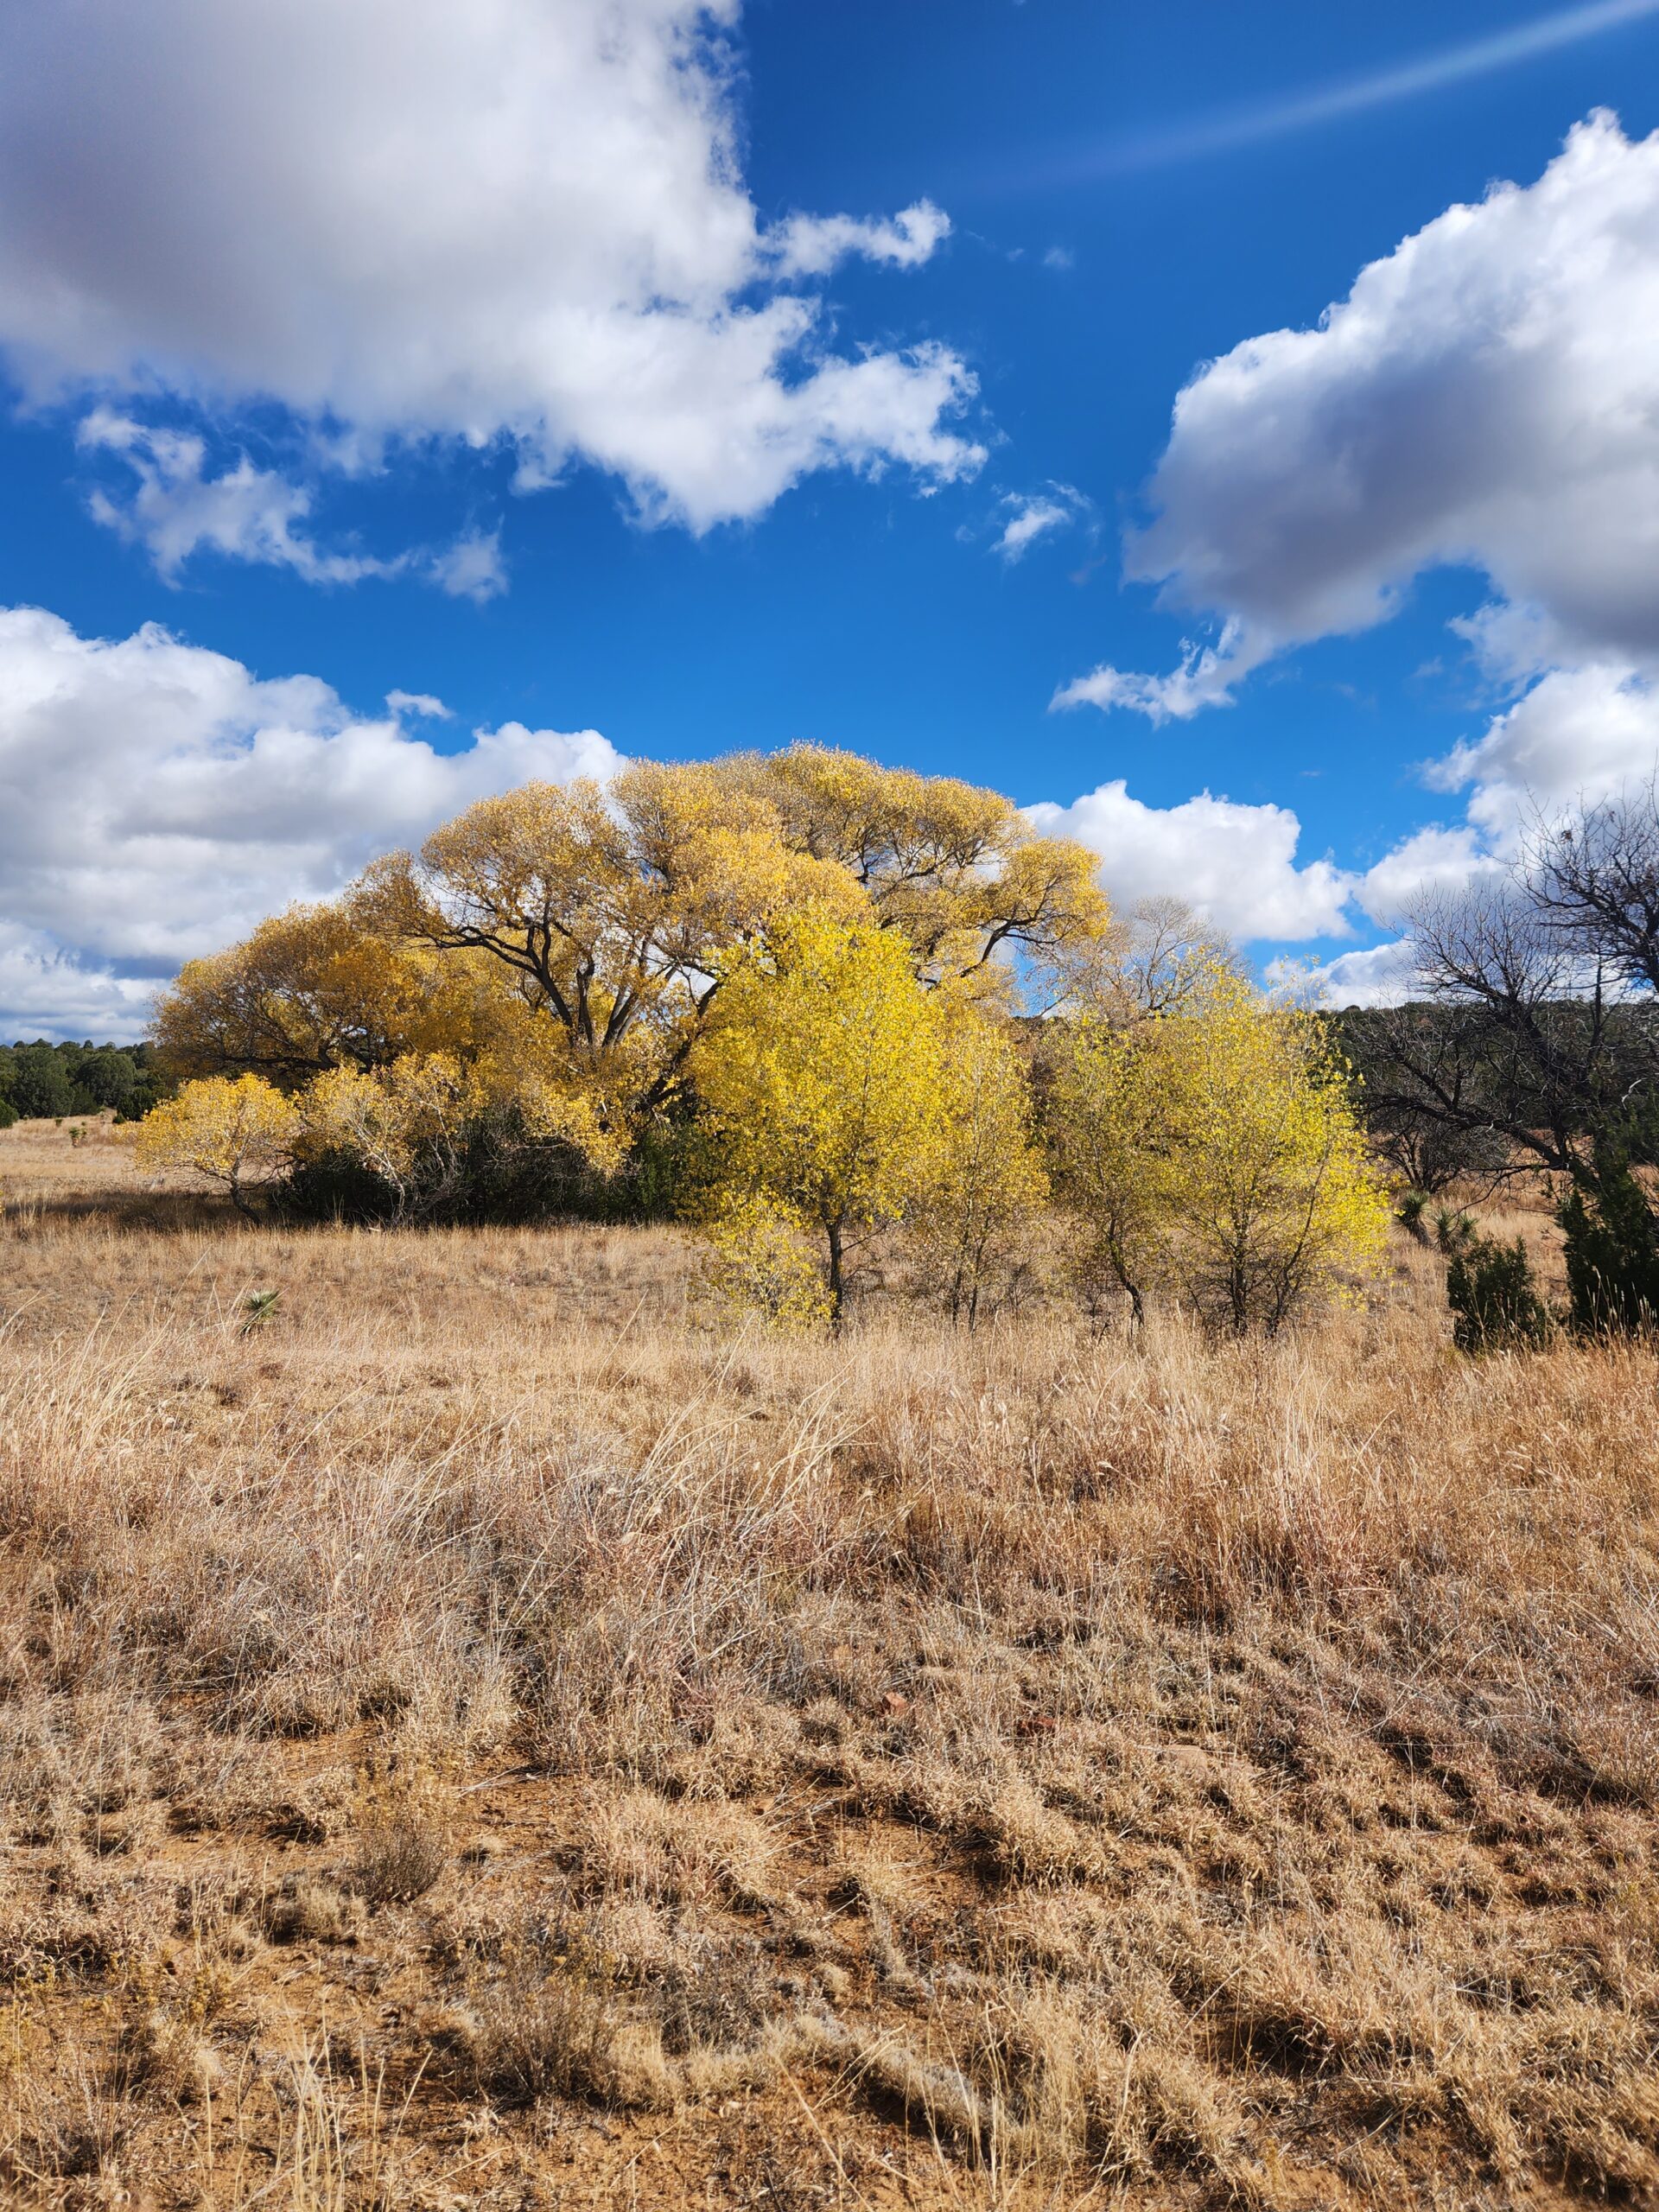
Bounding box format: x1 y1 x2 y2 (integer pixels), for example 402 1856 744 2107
1103 1230 1144 1334
826 1217 845 1328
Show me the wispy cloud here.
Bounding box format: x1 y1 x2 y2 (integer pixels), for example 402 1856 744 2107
78 411 510 601
1027 0 1659 181
990 483 1090 563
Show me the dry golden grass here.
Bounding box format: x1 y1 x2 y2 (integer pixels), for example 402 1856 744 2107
0 1109 157 1205
1 1118 1657 2209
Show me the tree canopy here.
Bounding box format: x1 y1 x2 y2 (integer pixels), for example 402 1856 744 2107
690 908 951 1319
140 745 1390 1337
1046 965 1388 1336
154 747 1113 1153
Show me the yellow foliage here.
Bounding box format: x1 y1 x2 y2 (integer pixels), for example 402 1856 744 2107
696 1193 833 1334
153 904 387 1081
150 751 1114 1206
721 743 1112 989
152 901 526 1085
296 1053 488 1206
353 765 864 1142
691 907 950 1318
1045 1017 1171 1328
914 1007 1049 1325
294 1043 626 1211
134 1075 298 1217
473 1048 631 1178
1153 970 1390 1333
1047 966 1389 1334
361 777 634 1055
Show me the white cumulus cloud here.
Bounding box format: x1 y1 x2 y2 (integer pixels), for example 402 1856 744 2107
1050 105 1659 990
0 605 624 1039
385 690 451 721
1427 662 1659 842
1027 780 1354 943
0 925 156 1039
1272 938 1421 1008
0 0 978 544
423 530 508 607
1354 825 1499 927
79 412 395 588
1062 112 1659 716
1052 621 1258 722
1037 662 1659 965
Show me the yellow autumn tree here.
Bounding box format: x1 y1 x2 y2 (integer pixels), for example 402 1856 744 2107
149 749 1112 1198
1046 967 1389 1335
695 1191 834 1335
356 762 861 1141
295 1053 489 1217
144 749 1115 1224
133 1074 298 1218
1044 1015 1168 1329
912 1008 1049 1327
152 900 544 1087
295 1045 625 1217
718 742 1111 992
1153 971 1390 1335
153 903 429 1083
690 906 950 1322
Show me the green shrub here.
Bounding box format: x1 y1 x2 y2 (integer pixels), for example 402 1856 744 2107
113 1078 168 1123
0 1039 161 1122
1446 1235 1552 1355
4 1043 77 1120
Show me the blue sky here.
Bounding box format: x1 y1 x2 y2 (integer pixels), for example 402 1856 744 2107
3 0 1659 1034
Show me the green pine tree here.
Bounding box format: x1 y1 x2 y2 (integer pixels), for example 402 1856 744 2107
1559 1157 1659 1337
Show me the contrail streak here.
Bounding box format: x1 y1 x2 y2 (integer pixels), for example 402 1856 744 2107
1021 0 1659 185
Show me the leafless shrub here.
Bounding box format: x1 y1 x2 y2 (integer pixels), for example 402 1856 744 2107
353 1805 448 1907
264 1870 366 1945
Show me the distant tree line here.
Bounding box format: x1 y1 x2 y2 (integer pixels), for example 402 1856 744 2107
0 1039 165 1128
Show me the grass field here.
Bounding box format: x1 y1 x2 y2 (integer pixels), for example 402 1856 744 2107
2 1118 1656 2209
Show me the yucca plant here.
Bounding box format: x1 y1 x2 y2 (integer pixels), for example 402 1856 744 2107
239 1287 282 1335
